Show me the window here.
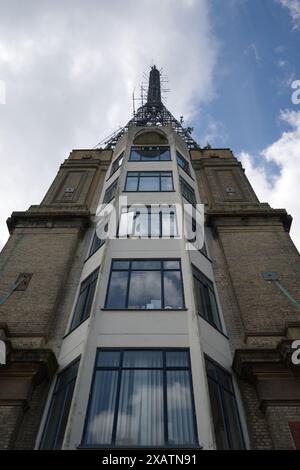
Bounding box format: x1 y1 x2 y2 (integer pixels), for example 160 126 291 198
177 151 191 176
105 259 185 310
109 153 124 178
192 265 222 332
118 206 178 238
69 269 99 331
82 349 198 447
205 357 245 450
103 179 118 204
179 176 196 206
130 146 171 161
88 231 105 257
40 359 80 449
124 171 174 192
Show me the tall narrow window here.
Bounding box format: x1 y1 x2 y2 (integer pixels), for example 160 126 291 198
124 171 174 192
40 359 80 449
69 269 99 331
118 206 178 238
103 179 118 204
82 349 198 447
205 357 245 450
177 151 191 176
179 176 196 206
109 153 124 178
192 265 222 332
88 230 105 257
105 259 184 310
130 146 171 161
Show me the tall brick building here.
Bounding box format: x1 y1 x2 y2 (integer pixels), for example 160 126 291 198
1 66 300 450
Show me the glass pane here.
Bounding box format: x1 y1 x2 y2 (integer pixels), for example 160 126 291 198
123 350 163 368
130 149 141 161
54 380 76 449
70 289 88 330
163 271 184 309
162 212 177 237
115 370 164 446
81 280 97 322
106 271 128 308
150 212 160 237
223 390 244 449
112 260 130 269
40 388 65 449
134 211 149 237
139 175 160 191
166 370 197 446
205 359 218 381
193 277 203 316
125 176 138 191
208 289 222 331
218 367 234 393
55 361 79 391
131 260 161 270
84 370 118 445
142 149 159 160
207 378 228 449
163 260 180 269
160 148 171 160
97 351 121 368
166 351 189 368
161 175 173 191
127 271 162 309
119 211 135 238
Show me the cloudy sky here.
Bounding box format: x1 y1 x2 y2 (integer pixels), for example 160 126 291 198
0 0 299 250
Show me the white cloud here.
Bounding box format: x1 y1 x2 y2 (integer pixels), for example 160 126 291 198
277 0 300 29
239 109 300 251
0 0 218 248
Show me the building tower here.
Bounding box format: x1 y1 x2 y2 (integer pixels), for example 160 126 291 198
1 66 300 450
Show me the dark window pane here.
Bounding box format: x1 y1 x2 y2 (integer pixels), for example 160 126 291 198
106 271 128 308
141 148 159 160
163 260 180 269
161 175 173 191
166 370 197 446
112 260 130 269
177 152 191 175
84 370 118 445
97 351 121 368
163 271 184 309
89 232 104 256
123 350 163 368
180 177 196 205
125 176 138 191
40 360 79 449
70 270 99 331
222 390 245 449
139 175 160 191
166 351 189 368
131 260 161 270
207 378 228 449
103 180 118 203
70 290 88 330
130 149 141 160
115 370 164 446
160 148 171 160
110 153 124 177
127 271 162 309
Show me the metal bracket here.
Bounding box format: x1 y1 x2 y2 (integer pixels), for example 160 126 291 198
0 273 32 306
261 272 300 310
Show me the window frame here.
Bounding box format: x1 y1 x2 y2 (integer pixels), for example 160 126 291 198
69 268 99 333
107 152 124 180
81 348 199 448
192 264 223 334
104 259 186 310
179 176 197 206
176 151 192 177
39 357 80 450
124 171 174 192
205 356 245 450
86 230 106 260
129 146 171 162
103 178 118 204
117 205 178 239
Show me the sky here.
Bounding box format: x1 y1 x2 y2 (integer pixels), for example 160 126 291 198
0 0 299 250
